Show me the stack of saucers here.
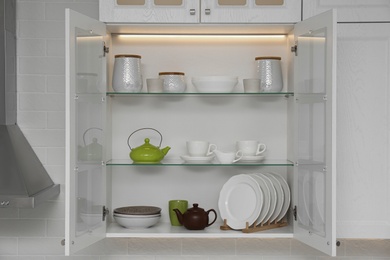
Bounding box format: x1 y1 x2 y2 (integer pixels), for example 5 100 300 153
113 206 161 229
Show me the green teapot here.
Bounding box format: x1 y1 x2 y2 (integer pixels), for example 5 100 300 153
128 128 170 164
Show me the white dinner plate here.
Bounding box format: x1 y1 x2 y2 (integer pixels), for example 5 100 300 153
262 172 284 223
240 155 265 163
180 154 215 164
250 174 271 226
254 173 276 224
218 174 263 230
268 172 291 222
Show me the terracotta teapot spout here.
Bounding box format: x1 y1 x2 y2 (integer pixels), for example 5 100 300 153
172 208 184 225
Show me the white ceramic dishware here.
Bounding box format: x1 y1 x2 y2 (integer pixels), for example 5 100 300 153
236 140 267 156
250 174 271 225
186 141 217 157
218 174 263 230
255 173 277 224
112 54 142 92
113 214 161 229
214 149 243 164
243 78 261 93
267 172 291 222
240 155 265 163
159 72 186 93
256 56 283 92
146 78 163 93
262 172 284 223
192 76 238 93
180 154 215 164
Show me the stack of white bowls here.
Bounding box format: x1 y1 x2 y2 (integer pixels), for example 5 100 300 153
113 206 161 229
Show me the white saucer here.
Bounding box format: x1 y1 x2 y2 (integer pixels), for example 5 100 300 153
180 154 215 164
240 155 265 163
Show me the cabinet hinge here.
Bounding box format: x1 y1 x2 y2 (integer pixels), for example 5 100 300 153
102 206 109 221
103 42 109 57
293 205 297 221
291 44 298 56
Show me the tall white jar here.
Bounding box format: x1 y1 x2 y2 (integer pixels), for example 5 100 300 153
112 54 142 92
255 56 283 92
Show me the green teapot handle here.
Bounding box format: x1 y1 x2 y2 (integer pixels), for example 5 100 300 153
127 127 163 150
83 127 102 146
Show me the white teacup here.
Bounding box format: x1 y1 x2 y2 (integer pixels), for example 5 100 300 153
186 141 217 157
214 150 243 164
236 140 267 156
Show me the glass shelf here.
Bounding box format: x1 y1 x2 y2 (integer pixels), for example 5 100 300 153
106 159 294 166
106 91 294 97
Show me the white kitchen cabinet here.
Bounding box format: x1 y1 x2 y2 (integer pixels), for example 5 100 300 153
65 8 337 256
99 0 301 23
303 0 390 22
336 23 390 239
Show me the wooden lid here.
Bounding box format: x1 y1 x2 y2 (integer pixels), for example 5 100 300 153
114 206 161 215
159 72 185 76
115 54 141 59
255 56 281 60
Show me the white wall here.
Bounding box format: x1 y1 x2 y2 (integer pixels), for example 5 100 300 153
0 0 389 258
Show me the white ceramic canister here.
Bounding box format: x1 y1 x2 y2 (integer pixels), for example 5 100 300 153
112 54 142 92
255 56 283 92
159 72 186 93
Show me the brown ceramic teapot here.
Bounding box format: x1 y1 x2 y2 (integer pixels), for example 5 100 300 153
173 203 217 230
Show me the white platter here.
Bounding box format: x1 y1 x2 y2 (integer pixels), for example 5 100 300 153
268 172 291 222
240 155 265 163
218 174 263 230
263 172 284 223
180 154 215 164
250 174 271 226
254 173 276 224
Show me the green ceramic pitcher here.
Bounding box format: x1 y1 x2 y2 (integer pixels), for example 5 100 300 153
128 128 170 164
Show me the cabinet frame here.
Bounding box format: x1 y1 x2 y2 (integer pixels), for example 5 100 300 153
65 8 337 256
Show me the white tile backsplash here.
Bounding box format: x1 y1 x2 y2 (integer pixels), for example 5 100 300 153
0 238 18 255
2 0 387 258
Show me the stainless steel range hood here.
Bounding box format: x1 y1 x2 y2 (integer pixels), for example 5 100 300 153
0 0 60 208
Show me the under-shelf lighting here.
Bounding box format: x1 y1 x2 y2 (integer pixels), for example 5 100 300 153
117 34 286 39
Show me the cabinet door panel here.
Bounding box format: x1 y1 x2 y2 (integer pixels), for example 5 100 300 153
293 9 337 256
201 0 301 23
336 23 390 238
303 0 390 22
99 0 199 23
65 9 107 255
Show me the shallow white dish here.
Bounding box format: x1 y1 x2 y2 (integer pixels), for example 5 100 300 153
180 154 215 164
254 173 276 224
218 174 263 230
240 155 265 163
114 213 161 218
192 76 238 93
268 172 291 222
114 214 161 229
262 172 284 223
249 174 270 226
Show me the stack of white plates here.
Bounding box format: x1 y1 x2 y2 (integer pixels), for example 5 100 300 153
218 172 290 230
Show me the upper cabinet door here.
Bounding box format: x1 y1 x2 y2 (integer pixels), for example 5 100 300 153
65 9 107 255
200 0 301 23
292 10 337 256
100 0 200 23
303 0 390 22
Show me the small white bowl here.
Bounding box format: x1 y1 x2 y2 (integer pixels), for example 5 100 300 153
114 214 161 229
192 76 238 93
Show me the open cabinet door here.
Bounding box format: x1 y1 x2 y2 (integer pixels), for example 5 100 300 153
65 9 107 255
292 10 337 256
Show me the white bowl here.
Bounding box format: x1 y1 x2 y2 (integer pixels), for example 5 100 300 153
113 214 161 229
113 213 161 218
192 76 238 93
